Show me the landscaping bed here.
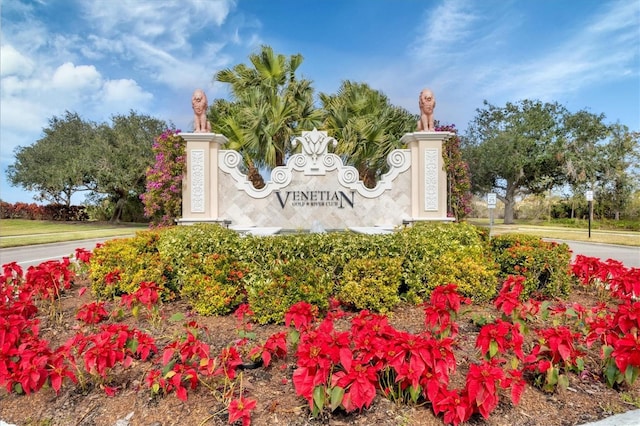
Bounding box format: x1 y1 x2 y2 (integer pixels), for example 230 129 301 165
1 224 638 425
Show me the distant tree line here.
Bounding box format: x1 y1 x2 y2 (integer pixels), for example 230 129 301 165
463 100 639 223
6 111 170 222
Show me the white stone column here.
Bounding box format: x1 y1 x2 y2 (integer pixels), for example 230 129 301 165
178 133 228 225
400 131 455 222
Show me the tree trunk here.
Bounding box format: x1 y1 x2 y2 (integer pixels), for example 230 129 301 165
362 169 376 189
502 184 518 224
110 198 124 223
246 161 265 189
503 201 516 224
110 189 126 223
570 198 575 219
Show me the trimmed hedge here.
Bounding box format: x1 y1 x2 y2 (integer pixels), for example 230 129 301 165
87 223 574 324
338 257 403 313
490 233 574 299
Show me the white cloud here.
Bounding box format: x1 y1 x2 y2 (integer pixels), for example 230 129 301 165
80 0 235 48
1 59 154 152
425 0 478 45
586 0 638 34
51 62 102 91
79 35 126 61
101 79 153 105
0 44 35 77
486 1 639 102
392 0 639 126
0 97 50 139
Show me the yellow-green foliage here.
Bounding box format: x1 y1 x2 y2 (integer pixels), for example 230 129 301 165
179 253 246 316
156 224 242 273
395 222 498 303
86 223 572 324
245 258 332 324
419 252 498 302
89 230 170 300
338 257 403 313
490 233 574 299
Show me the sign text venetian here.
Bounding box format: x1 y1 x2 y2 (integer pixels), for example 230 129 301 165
275 190 355 209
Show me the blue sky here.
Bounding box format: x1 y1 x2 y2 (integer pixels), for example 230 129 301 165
1 0 639 205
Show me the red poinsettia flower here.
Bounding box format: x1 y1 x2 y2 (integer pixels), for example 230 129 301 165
612 333 640 376
74 248 93 264
465 361 505 419
476 319 524 360
285 301 318 331
76 301 109 325
431 388 473 426
331 348 379 412
228 396 257 426
494 275 525 316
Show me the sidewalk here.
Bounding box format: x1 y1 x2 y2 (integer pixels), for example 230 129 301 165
580 410 640 426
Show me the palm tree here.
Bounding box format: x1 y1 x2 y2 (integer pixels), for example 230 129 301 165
213 45 322 178
320 81 415 188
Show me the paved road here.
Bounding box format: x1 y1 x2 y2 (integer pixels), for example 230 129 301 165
551 240 640 268
0 238 108 268
1 237 639 269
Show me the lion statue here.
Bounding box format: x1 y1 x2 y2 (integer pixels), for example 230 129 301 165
191 89 211 133
417 88 436 132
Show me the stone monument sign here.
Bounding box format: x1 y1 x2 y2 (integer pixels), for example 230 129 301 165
178 89 454 233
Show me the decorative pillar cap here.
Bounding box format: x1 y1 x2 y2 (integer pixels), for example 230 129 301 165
180 133 229 144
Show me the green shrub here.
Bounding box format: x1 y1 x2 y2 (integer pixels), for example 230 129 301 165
89 231 172 300
419 251 498 302
237 232 375 279
337 257 403 313
244 258 332 324
87 223 573 323
179 253 247 316
490 233 574 299
395 222 498 303
157 224 242 275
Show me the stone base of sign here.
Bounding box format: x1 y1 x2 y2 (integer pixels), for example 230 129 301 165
178 129 455 231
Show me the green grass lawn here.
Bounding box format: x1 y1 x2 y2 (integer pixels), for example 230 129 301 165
0 219 148 248
468 219 640 246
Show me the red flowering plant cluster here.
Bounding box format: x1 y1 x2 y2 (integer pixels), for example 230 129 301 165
524 325 585 392
0 262 69 395
2 254 268 424
145 319 266 425
75 301 109 325
0 260 155 397
288 286 524 425
285 259 636 424
146 321 214 401
492 274 585 393
423 283 471 338
71 247 93 276
490 256 639 395
141 129 186 226
24 258 76 319
119 280 162 325
63 324 157 395
572 255 640 388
